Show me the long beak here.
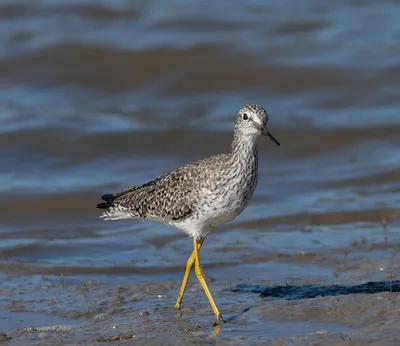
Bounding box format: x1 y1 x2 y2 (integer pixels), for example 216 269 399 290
262 127 280 146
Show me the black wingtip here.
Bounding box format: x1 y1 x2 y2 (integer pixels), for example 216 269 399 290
101 194 115 202
96 202 112 209
96 194 115 209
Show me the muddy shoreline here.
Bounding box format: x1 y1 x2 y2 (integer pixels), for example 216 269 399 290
1 220 400 345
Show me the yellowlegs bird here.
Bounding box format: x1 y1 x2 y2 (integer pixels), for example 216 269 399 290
96 104 280 325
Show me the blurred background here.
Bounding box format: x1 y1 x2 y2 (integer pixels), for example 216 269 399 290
0 0 400 341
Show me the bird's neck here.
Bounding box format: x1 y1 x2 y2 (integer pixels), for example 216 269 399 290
231 129 258 160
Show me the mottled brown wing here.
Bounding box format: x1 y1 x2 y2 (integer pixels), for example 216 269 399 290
111 168 194 221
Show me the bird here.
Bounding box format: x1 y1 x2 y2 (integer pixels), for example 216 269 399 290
96 104 280 325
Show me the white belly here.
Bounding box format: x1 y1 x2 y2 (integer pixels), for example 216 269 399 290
207 209 240 228
198 187 249 228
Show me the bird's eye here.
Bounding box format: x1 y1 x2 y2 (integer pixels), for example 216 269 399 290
243 113 248 120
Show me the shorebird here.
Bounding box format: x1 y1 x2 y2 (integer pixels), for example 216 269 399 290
96 104 280 325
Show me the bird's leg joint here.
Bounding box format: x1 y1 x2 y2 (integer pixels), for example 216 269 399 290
185 254 195 271
194 264 205 279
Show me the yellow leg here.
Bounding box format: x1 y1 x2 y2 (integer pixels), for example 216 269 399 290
193 237 224 326
174 237 205 309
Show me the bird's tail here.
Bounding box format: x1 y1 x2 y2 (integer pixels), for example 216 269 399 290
96 194 133 220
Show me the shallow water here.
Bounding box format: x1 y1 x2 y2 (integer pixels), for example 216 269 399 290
1 0 400 344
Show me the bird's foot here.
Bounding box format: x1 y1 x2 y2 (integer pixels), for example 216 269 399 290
212 314 225 327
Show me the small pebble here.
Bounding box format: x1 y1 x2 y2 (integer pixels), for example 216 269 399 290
38 332 50 340
180 307 195 313
314 330 328 335
0 333 11 342
36 325 74 332
112 295 125 306
94 313 107 321
95 333 138 342
130 294 142 302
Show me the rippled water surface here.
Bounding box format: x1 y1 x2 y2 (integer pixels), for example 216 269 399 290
0 1 400 344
